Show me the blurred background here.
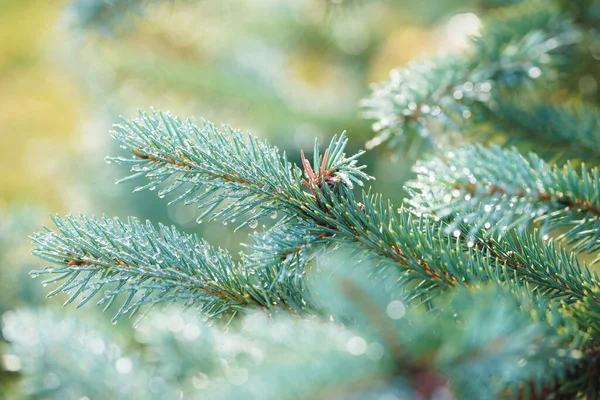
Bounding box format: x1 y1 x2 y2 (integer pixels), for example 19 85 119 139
2 0 593 395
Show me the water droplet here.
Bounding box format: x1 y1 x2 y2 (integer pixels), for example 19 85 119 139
248 219 258 229
30 274 38 278
452 230 461 238
149 186 156 191
196 217 203 224
270 211 278 219
111 320 118 326
222 221 228 226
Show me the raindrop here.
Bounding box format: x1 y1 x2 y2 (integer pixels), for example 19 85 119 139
248 219 259 229
270 211 278 219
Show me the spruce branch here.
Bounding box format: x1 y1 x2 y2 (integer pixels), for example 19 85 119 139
487 99 600 160
309 256 593 399
35 117 600 326
242 218 325 275
30 215 305 321
106 111 481 296
16 255 600 399
307 186 600 320
109 109 371 230
109 113 600 312
408 145 600 258
472 229 600 306
336 200 600 316
361 3 579 151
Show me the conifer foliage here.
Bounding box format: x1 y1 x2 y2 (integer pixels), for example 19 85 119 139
9 0 600 398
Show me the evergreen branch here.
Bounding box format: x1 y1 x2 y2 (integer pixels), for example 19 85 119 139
309 184 600 318
472 229 600 305
251 178 600 315
38 121 600 324
309 257 594 398
443 285 594 399
109 109 370 229
408 145 600 257
108 111 462 294
361 3 579 150
30 215 303 321
15 259 600 399
488 99 600 159
339 197 600 314
242 218 326 274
